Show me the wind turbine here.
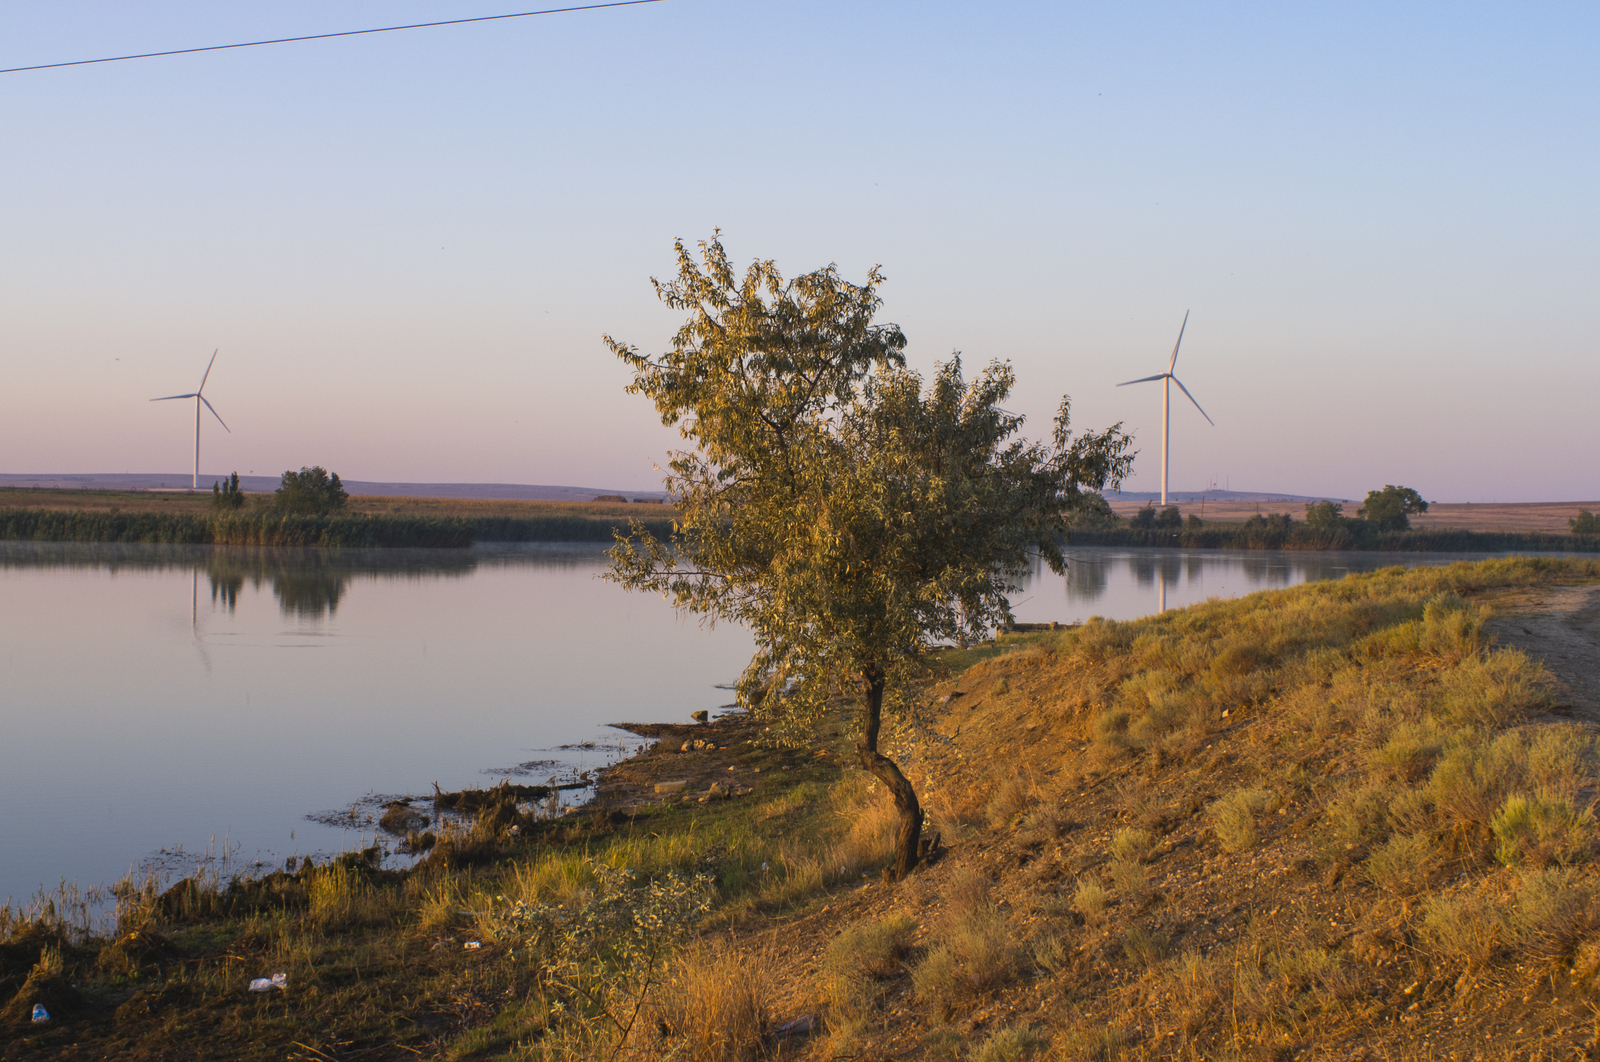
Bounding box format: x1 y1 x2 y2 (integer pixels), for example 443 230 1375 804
151 349 230 490
1117 312 1213 506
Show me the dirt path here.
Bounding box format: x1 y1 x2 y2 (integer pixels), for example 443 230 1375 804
1483 582 1600 721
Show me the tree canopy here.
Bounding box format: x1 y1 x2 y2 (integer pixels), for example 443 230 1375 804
605 235 1134 879
273 466 349 514
1358 485 1428 531
1303 500 1345 530
210 471 246 512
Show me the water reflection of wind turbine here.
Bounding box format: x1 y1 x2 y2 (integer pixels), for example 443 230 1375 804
191 567 213 673
150 349 229 490
1117 312 1214 506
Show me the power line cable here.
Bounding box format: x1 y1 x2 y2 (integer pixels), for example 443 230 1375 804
0 0 666 75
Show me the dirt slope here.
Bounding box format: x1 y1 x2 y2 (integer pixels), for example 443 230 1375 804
702 559 1600 1062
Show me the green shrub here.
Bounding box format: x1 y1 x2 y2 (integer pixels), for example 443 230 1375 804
970 1024 1049 1062
1365 831 1440 894
1071 876 1110 923
1208 788 1278 851
1108 827 1155 863
1491 792 1594 868
1509 868 1600 963
272 466 349 514
822 911 918 1031
1420 886 1504 972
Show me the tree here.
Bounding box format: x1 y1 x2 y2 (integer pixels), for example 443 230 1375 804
210 471 246 512
273 466 349 514
1572 510 1598 535
1303 500 1344 530
1358 485 1427 531
605 235 1134 880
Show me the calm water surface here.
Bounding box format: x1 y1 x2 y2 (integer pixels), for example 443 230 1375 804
0 541 1520 906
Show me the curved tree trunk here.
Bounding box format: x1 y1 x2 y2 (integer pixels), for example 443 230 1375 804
857 667 923 881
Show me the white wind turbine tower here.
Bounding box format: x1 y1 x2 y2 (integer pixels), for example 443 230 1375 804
1117 312 1214 506
150 349 230 490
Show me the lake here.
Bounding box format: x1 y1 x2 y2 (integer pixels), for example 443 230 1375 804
0 541 1518 908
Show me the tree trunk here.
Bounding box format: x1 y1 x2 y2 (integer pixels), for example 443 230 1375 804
857 667 923 882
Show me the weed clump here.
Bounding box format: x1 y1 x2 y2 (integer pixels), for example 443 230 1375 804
1208 787 1278 851
659 940 772 1062
821 911 918 1034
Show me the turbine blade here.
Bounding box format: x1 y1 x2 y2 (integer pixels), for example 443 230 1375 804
1170 375 1214 425
198 349 218 393
1117 373 1169 387
200 395 230 432
150 393 198 401
1168 310 1189 373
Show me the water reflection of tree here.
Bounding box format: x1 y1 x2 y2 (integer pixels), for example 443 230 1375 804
0 541 609 620
210 570 243 611
1128 552 1184 588
1064 555 1108 602
199 549 480 619
1239 556 1294 587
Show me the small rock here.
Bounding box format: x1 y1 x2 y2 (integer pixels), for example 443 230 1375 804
654 781 688 795
691 710 709 723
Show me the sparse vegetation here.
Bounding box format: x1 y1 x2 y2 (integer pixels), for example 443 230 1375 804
7 555 1600 1060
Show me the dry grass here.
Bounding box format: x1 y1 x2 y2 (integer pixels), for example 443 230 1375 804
1207 787 1278 852
657 940 772 1062
911 867 1019 1018
820 910 919 1037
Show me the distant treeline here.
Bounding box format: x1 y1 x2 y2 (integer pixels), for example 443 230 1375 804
0 508 675 548
1067 521 1600 553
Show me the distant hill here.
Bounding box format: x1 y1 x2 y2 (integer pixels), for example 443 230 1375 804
0 473 669 503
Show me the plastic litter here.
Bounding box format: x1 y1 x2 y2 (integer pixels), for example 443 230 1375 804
463 941 482 950
31 1003 50 1024
248 973 289 992
777 1014 816 1038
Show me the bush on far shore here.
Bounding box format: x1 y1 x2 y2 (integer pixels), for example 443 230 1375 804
272 466 349 515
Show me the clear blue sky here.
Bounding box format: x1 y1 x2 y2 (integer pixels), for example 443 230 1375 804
1 2 1594 501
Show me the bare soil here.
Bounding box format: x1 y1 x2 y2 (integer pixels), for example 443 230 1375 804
1483 583 1600 721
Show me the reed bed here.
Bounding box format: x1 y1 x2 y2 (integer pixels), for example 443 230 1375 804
0 508 674 548
1069 523 1600 552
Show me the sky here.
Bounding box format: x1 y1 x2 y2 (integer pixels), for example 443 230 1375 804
0 2 1594 502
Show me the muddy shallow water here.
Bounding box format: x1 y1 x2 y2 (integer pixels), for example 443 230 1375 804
0 540 1535 907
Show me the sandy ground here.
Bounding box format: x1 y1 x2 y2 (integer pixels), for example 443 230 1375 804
1484 582 1600 722
1107 497 1600 534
